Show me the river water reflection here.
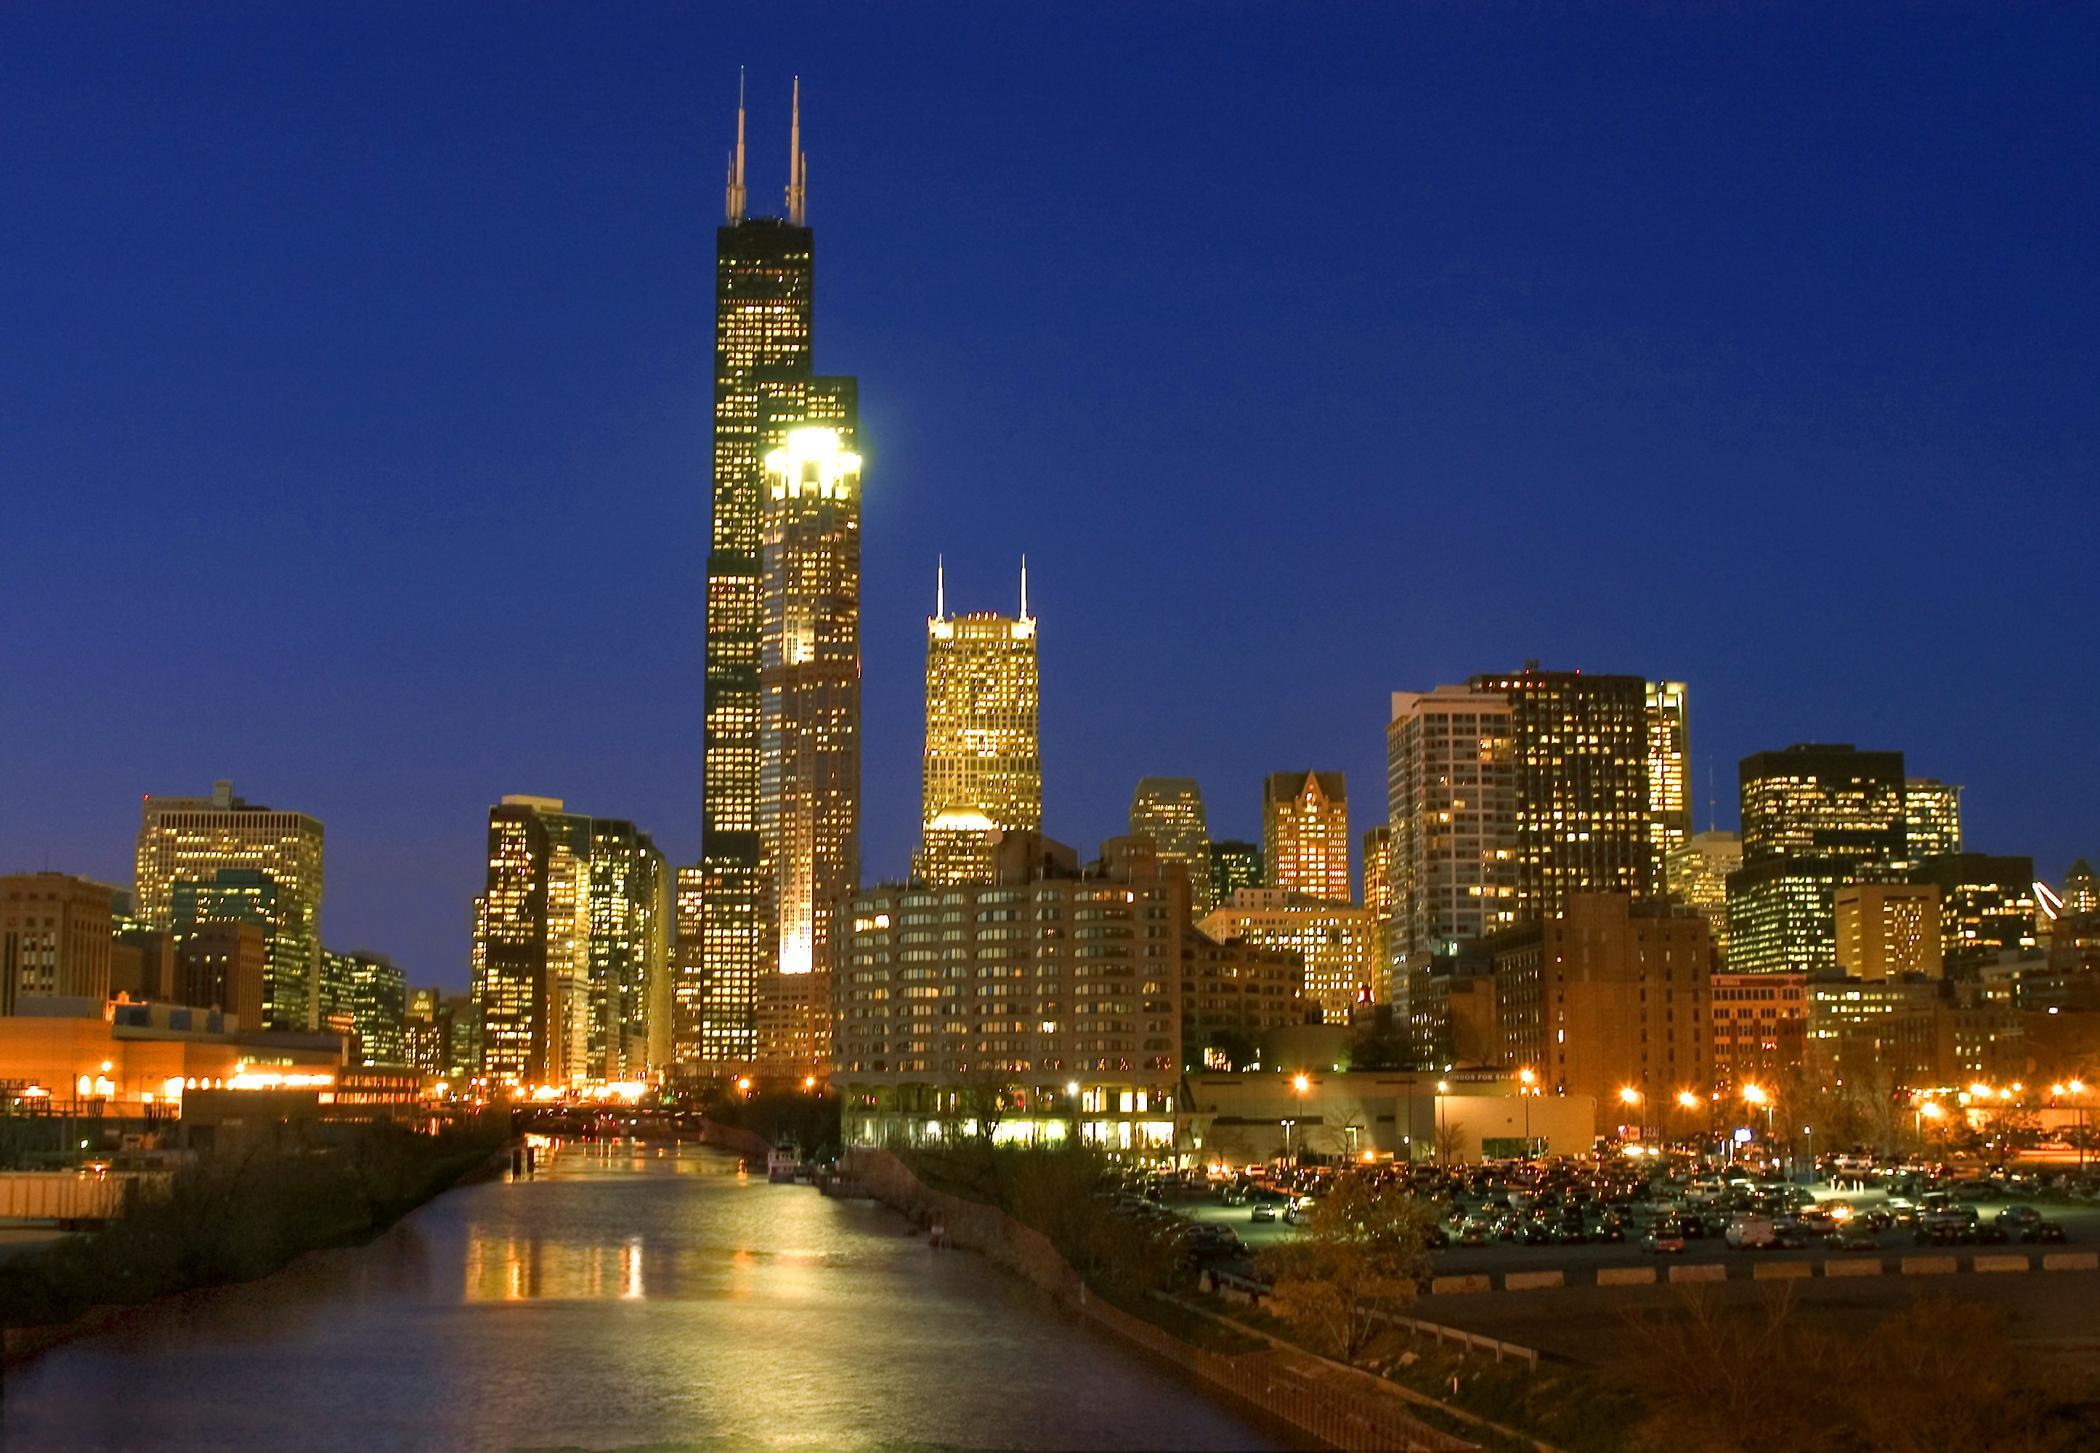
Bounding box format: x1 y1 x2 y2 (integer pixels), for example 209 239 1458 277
0 1140 1280 1453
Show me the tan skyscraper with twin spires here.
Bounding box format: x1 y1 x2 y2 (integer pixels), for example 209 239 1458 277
917 561 1041 887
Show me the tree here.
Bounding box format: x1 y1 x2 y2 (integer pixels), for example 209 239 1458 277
955 1065 1018 1145
1433 1117 1468 1166
1622 1288 2088 1453
1255 1174 1436 1361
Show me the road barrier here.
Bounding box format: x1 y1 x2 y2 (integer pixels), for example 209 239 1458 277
1668 1263 1726 1284
2042 1251 2099 1272
1901 1255 1958 1276
1972 1254 2029 1274
1752 1261 1811 1280
1427 1274 1491 1296
1595 1266 1655 1287
1502 1270 1563 1291
1823 1258 1883 1278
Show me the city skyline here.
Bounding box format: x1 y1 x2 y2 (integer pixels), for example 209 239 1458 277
5 10 2097 989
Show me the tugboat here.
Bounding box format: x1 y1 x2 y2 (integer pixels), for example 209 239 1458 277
767 1142 799 1184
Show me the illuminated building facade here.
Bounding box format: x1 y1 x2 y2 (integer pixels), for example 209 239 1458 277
0 873 113 1012
1806 978 2023 1089
1198 888 1376 1024
918 566 1041 887
179 920 266 1028
694 82 820 1072
1709 972 1807 1093
319 949 408 1066
1128 778 1212 915
587 821 669 1077
670 866 710 1068
757 410 861 1079
1834 882 1943 979
476 797 669 1085
1725 858 1850 976
170 869 314 1034
1667 830 1740 965
1738 744 1907 865
1908 853 2040 976
1903 778 1963 864
1181 932 1302 1067
135 781 324 1030
1727 745 1908 977
0 996 342 1121
2065 860 2099 917
1362 824 1393 991
1468 668 1658 917
1209 840 1262 906
1263 772 1350 905
1646 681 1691 875
479 801 551 1084
1385 687 1516 961
1491 894 1713 1118
835 836 1186 1150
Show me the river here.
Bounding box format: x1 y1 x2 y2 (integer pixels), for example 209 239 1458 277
0 1140 1282 1453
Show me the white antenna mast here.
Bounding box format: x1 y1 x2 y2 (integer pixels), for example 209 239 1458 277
725 69 747 223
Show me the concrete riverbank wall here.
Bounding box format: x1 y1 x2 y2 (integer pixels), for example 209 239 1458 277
695 1118 775 1162
844 1148 1476 1453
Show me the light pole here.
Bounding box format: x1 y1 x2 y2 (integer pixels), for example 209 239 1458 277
1518 1067 1541 1160
1435 1079 1449 1165
1619 1086 1644 1146
1676 1090 1701 1154
1289 1073 1309 1165
2066 1075 2083 1167
1742 1082 1773 1166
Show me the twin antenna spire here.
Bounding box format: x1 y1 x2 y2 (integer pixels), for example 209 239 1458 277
934 557 1033 622
725 70 808 226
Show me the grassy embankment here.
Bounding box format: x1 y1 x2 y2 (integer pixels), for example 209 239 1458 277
0 1119 507 1334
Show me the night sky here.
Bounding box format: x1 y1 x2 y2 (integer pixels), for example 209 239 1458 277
4 5 2095 990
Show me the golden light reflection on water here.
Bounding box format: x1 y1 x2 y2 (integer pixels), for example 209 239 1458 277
465 1234 647 1301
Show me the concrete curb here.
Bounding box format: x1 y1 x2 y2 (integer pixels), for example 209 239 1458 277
1429 1274 1491 1295
1823 1258 1883 1278
1973 1254 2030 1274
2043 1251 2099 1272
1752 1260 1811 1280
1596 1266 1656 1287
1901 1255 1958 1276
1503 1270 1564 1291
1668 1263 1726 1284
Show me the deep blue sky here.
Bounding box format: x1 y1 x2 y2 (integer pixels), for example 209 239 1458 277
4 5 2095 990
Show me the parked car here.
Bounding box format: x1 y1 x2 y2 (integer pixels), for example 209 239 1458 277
1643 1224 1689 1254
1827 1228 1881 1252
1249 1204 1276 1224
1996 1205 2045 1231
1725 1216 1776 1249
1770 1220 1815 1250
2020 1220 2067 1244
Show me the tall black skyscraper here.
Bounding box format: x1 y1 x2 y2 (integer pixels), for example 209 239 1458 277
686 78 858 1073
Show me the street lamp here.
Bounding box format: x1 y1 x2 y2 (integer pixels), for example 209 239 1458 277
1286 1074 1310 1164
1517 1068 1541 1160
1674 1089 1700 1151
1619 1086 1644 1146
1434 1079 1450 1165
1741 1082 1775 1164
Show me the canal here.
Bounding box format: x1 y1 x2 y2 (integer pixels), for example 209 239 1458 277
0 1140 1283 1452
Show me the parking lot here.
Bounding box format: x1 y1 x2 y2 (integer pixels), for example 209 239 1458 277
1163 1157 2100 1280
